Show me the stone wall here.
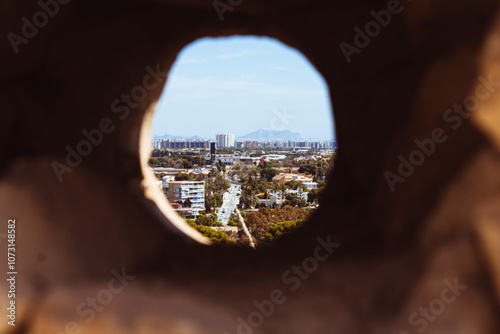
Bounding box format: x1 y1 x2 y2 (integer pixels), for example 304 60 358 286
1 0 500 333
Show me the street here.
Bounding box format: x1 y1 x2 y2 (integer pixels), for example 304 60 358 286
218 183 241 226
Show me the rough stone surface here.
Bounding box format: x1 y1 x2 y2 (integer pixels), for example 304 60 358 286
1 0 500 333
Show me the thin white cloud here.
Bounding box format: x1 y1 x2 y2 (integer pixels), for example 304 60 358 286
164 75 326 101
238 72 256 80
216 49 252 60
178 56 204 64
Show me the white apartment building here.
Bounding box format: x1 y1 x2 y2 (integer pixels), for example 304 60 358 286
302 181 319 189
204 155 261 165
263 154 287 161
162 180 205 210
216 133 235 148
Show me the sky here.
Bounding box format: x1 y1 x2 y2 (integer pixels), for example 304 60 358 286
151 36 335 141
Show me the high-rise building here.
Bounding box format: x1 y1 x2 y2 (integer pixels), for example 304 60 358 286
216 133 235 147
245 141 259 148
210 142 216 164
152 139 162 149
162 179 205 210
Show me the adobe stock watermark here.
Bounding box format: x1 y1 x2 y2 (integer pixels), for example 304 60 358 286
51 64 167 182
213 0 243 22
7 0 71 54
225 235 340 334
49 268 135 334
339 0 404 64
399 277 467 334
269 106 295 131
385 74 500 192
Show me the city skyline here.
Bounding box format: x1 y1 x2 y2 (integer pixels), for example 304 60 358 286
153 137 335 150
153 129 334 141
152 36 335 141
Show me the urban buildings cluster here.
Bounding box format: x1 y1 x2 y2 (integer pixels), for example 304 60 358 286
151 154 328 217
153 136 335 150
236 140 335 149
153 167 320 217
150 133 335 217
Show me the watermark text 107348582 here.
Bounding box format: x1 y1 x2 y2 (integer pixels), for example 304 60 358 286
6 219 17 327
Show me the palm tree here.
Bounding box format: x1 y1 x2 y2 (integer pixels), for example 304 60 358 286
208 168 219 180
246 166 259 180
248 166 259 181
240 192 259 209
247 194 259 209
297 188 306 207
270 182 280 197
277 183 286 200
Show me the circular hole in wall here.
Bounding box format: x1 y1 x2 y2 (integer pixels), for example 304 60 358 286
147 36 336 248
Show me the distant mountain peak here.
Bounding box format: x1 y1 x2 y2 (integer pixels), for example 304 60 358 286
237 129 303 141
153 133 205 140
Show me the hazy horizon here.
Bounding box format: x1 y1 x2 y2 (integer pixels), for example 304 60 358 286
153 129 335 141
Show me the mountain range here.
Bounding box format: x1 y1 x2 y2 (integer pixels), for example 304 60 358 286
237 129 303 141
154 134 205 140
153 129 332 141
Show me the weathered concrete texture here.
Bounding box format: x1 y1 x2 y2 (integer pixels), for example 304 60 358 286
1 0 500 333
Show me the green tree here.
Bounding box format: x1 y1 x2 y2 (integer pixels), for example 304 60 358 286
297 188 306 207
266 160 282 168
276 182 286 200
259 220 302 247
188 223 234 245
260 168 280 182
240 194 258 209
298 161 324 176
259 207 272 220
216 162 226 173
189 174 205 182
284 180 307 191
209 212 220 225
307 188 320 204
149 157 160 167
181 160 193 169
285 193 298 207
175 172 190 181
233 161 245 171
206 193 223 211
207 175 230 196
248 166 259 180
239 187 259 208
195 212 221 226
208 168 219 179
245 212 269 240
194 213 210 226
181 198 192 208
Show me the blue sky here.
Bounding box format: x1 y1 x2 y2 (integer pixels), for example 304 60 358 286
152 36 335 140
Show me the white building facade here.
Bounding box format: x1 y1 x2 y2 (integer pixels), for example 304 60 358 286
163 180 205 210
216 133 235 148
